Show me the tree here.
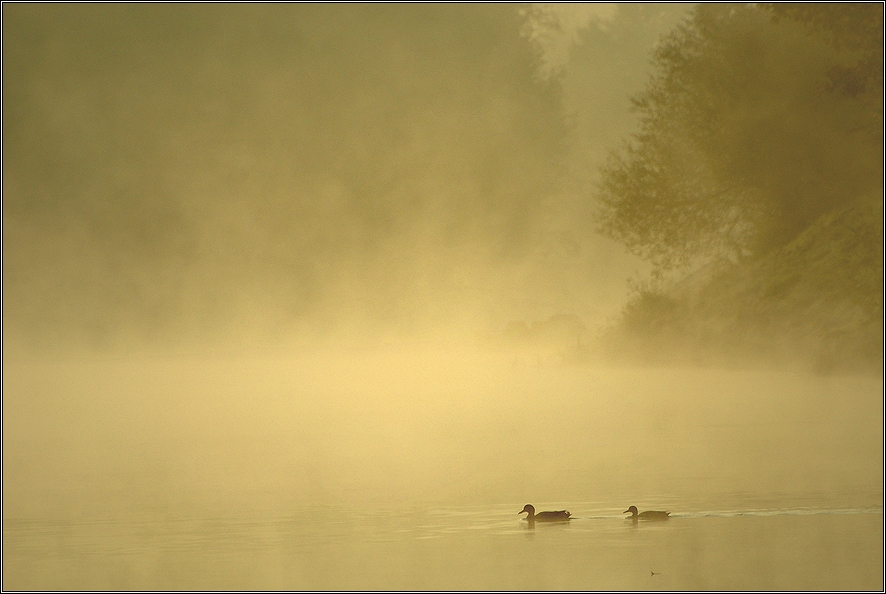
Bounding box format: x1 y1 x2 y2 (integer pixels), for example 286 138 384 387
596 3 882 273
763 3 883 139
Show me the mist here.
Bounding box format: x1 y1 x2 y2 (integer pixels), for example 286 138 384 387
3 4 882 590
3 4 655 352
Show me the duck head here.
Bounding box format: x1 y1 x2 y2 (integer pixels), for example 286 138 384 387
623 506 639 515
519 504 535 516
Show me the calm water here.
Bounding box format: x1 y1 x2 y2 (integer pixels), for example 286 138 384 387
4 504 883 590
4 351 883 590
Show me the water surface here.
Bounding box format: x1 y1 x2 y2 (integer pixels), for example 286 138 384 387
4 352 883 589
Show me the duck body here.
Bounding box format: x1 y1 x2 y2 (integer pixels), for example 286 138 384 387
519 504 571 522
624 505 670 520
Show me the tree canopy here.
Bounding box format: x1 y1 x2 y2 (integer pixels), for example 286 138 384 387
597 3 883 273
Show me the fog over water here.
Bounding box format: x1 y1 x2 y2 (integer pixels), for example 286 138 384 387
3 4 883 590
3 352 882 590
4 352 882 516
3 4 636 350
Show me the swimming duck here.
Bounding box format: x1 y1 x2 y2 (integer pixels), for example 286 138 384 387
519 504 571 522
624 505 670 520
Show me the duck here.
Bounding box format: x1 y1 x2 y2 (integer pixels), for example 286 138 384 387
519 504 571 522
624 505 670 520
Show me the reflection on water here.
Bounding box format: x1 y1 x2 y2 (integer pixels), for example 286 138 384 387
3 505 882 590
3 354 883 589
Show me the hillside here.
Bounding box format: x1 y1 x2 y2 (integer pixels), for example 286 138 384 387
599 194 883 373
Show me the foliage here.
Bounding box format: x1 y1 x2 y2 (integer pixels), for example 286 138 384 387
596 3 883 273
763 3 883 139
